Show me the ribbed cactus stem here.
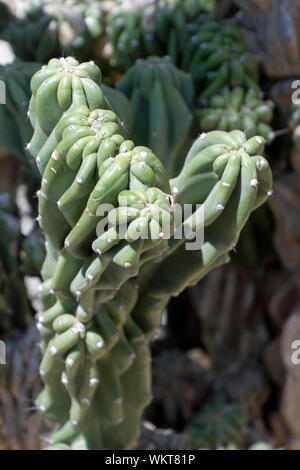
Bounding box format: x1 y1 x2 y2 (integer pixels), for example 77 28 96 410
30 57 273 450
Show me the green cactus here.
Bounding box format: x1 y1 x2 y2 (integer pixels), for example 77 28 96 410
0 60 41 195
3 0 105 63
180 16 259 97
196 87 275 143
106 0 213 71
29 57 272 450
101 84 133 136
107 4 257 97
117 56 195 177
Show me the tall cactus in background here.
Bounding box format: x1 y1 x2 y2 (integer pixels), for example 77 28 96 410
2 0 105 63
29 57 272 450
117 56 195 177
106 3 257 98
106 0 215 70
180 16 259 96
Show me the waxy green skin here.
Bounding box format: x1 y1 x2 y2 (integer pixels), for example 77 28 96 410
107 5 258 97
30 58 273 450
196 87 275 143
117 56 195 178
30 57 172 450
106 1 215 71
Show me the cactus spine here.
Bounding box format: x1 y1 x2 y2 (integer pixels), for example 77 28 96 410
30 57 272 450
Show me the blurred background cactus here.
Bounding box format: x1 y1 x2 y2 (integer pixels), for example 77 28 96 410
0 0 299 451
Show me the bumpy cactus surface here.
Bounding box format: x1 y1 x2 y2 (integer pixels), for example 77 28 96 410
196 87 275 143
29 57 273 450
107 4 258 97
3 0 104 63
117 56 195 177
106 0 214 70
181 16 259 98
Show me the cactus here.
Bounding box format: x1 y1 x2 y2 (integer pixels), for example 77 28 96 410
28 57 272 450
106 0 214 71
101 84 133 136
196 87 275 143
0 61 41 196
117 56 195 177
3 0 105 63
180 16 259 91
107 4 258 98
